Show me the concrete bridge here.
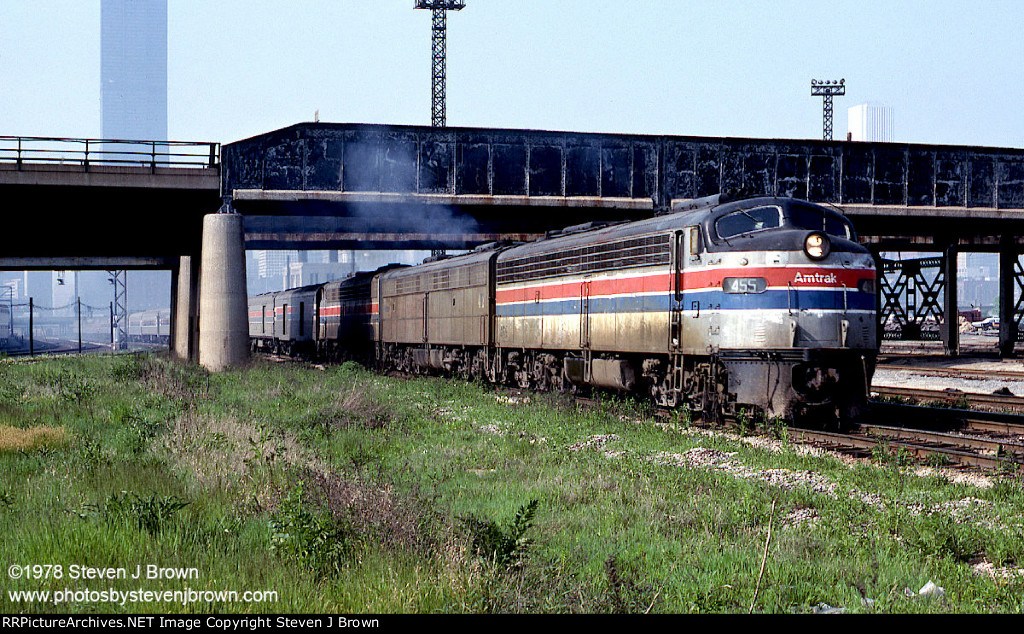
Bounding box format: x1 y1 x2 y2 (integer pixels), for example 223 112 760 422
0 136 221 362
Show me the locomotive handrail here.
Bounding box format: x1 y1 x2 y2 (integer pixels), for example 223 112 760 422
0 135 220 171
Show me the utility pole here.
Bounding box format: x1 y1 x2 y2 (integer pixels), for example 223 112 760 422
811 79 845 141
108 270 127 350
414 1 466 127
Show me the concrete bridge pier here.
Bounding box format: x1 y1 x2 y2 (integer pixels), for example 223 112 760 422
198 211 250 370
171 255 199 362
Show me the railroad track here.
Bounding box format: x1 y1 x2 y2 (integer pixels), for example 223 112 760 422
872 384 1024 412
788 401 1024 473
788 426 1023 473
877 363 1024 380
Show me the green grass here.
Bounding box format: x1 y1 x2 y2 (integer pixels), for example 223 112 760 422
1 353 1023 613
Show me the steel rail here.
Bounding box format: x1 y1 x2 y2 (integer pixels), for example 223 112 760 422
788 427 1023 473
872 385 1024 411
867 401 1024 435
858 423 1024 460
877 363 1024 380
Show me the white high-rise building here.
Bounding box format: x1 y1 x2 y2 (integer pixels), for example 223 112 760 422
847 103 894 142
101 0 167 142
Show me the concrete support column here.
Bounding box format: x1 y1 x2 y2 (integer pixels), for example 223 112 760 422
941 245 959 356
999 235 1018 358
172 255 199 362
199 212 249 370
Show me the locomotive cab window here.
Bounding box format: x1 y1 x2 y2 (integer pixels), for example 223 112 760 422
787 202 854 240
715 206 783 239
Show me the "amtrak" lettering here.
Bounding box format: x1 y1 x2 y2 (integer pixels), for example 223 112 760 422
793 272 838 284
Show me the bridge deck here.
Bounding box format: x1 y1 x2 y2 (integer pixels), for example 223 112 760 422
224 122 1024 236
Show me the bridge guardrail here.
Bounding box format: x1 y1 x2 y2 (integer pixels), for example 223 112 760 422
0 136 219 171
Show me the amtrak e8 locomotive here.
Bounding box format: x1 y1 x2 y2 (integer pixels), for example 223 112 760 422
372 195 876 421
250 196 877 422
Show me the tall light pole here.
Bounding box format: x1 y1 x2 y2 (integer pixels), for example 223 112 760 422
414 1 466 128
811 79 845 141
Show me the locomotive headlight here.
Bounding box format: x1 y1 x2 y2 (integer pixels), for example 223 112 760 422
804 232 831 260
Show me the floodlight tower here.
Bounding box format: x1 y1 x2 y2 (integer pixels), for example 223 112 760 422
414 1 466 127
810 78 846 141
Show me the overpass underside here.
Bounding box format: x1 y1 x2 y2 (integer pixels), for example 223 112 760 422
0 159 222 362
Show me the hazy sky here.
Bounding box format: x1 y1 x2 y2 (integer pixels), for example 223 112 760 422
0 0 1022 148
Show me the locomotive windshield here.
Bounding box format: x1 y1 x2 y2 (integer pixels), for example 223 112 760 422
714 202 856 241
786 202 854 240
715 205 783 239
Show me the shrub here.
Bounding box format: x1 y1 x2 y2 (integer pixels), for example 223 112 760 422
461 499 539 570
268 482 358 578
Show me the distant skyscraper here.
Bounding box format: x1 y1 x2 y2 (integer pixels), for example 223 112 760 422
847 103 893 142
101 0 167 142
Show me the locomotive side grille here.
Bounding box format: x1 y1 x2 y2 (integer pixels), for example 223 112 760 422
394 276 422 295
431 270 451 290
389 264 486 296
498 234 670 284
329 282 371 303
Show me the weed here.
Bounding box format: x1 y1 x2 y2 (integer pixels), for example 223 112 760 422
140 356 208 405
113 403 161 455
871 443 913 468
461 499 539 570
994 458 1022 477
109 355 147 382
736 408 753 434
244 425 287 470
0 381 22 406
80 491 190 536
924 452 954 468
268 482 358 578
72 432 110 472
923 394 971 410
761 415 789 441
904 512 984 563
0 490 14 511
873 395 914 406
